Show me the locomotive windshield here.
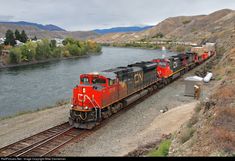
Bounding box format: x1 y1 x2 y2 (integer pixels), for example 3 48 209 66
159 62 167 67
92 78 106 84
81 77 89 84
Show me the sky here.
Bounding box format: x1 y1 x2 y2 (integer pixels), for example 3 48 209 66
0 0 234 31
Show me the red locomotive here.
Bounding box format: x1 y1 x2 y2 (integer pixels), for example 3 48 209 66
69 44 216 129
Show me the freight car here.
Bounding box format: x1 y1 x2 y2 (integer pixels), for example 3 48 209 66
69 45 215 129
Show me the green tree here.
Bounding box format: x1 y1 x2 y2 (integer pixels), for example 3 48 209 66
15 29 21 41
66 43 81 56
20 30 28 43
0 44 3 53
50 40 57 49
153 32 164 38
9 47 22 63
52 47 62 58
32 36 37 41
62 37 75 46
4 30 16 46
20 41 37 61
35 39 51 60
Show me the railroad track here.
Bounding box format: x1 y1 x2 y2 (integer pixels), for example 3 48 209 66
0 123 87 157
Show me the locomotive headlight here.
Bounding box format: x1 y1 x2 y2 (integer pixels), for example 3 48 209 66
82 88 86 93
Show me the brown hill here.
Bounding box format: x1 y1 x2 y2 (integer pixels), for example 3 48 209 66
0 24 99 40
93 9 235 45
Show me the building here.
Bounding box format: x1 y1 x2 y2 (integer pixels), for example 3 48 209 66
54 38 64 47
0 37 6 45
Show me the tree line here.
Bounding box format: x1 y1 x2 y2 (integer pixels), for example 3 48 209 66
8 38 102 64
4 29 29 46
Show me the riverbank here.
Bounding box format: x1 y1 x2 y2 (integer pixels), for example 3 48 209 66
0 52 102 69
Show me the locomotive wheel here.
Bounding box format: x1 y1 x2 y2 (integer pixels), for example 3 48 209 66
106 106 113 115
111 105 118 114
101 112 109 119
102 106 112 119
116 103 123 111
153 85 158 90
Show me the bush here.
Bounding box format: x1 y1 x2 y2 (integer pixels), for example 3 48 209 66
86 40 102 53
152 32 164 38
66 43 81 56
182 20 191 25
52 47 62 58
180 128 196 144
62 50 70 57
176 45 186 52
20 42 37 61
187 115 199 128
191 28 197 33
50 40 57 49
35 39 52 60
148 139 172 157
9 47 22 64
62 37 76 46
194 103 202 113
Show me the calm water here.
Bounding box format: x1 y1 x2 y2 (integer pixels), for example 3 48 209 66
0 47 177 117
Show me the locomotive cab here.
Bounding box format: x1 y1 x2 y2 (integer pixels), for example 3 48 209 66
152 59 173 79
70 72 118 129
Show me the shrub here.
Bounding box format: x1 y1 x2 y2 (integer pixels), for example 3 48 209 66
194 103 202 113
52 47 62 58
62 50 70 57
180 128 196 144
148 139 172 157
35 39 52 60
87 40 102 53
176 45 185 52
187 115 199 128
191 28 197 33
50 40 57 49
20 41 37 61
66 43 81 56
62 37 75 46
152 32 164 38
9 47 22 64
182 20 191 25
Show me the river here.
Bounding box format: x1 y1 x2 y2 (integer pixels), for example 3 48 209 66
0 47 177 118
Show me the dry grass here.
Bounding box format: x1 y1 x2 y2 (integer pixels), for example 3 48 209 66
211 107 235 154
179 127 196 144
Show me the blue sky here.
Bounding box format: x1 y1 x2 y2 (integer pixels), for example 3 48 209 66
0 0 234 31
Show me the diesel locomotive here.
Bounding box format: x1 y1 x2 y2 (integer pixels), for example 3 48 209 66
69 44 216 129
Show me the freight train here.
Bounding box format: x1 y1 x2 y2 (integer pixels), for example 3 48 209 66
69 43 216 129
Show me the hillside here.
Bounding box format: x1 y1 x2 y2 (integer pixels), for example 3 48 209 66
93 8 235 156
0 21 66 31
0 24 99 40
93 9 235 45
93 26 153 34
